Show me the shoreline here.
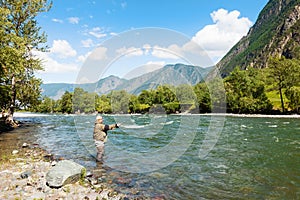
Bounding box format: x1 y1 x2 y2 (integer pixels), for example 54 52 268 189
195 113 300 118
14 111 300 119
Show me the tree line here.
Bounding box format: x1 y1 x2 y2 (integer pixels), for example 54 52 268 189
33 59 300 114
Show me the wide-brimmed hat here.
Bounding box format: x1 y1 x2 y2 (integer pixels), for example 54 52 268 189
96 115 103 120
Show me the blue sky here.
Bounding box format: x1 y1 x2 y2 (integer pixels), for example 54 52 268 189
35 0 269 83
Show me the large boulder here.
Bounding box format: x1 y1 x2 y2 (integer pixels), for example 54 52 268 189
46 160 86 188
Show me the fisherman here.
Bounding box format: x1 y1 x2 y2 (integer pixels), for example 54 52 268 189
93 115 120 162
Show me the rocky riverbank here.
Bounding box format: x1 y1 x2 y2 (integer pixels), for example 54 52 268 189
0 143 126 200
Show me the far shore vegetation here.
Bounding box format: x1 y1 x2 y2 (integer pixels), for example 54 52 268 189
32 60 299 115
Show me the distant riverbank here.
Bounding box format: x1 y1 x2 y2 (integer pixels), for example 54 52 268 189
13 111 300 118
197 113 300 118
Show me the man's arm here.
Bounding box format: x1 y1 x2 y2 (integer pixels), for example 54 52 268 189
105 123 120 131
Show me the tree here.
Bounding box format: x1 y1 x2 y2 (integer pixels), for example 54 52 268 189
282 58 300 113
176 84 198 113
35 96 55 113
0 0 52 125
176 84 197 104
193 82 211 113
95 94 111 113
138 90 155 106
73 88 95 113
163 102 180 114
285 86 300 113
267 56 299 113
128 95 149 114
59 91 73 114
154 85 177 104
83 92 96 113
17 77 42 110
206 78 226 113
110 90 130 114
225 67 272 114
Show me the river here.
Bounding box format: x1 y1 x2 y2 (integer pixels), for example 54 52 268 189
1 112 299 199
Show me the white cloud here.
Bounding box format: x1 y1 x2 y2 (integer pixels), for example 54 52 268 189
142 44 152 55
81 39 94 48
116 46 143 57
68 17 80 24
33 50 79 73
32 40 79 75
76 76 93 84
77 51 92 63
52 18 63 23
167 44 184 56
152 45 181 59
114 45 181 59
191 8 252 62
89 27 107 38
110 32 118 36
137 9 251 64
88 46 108 61
146 61 165 66
50 40 77 58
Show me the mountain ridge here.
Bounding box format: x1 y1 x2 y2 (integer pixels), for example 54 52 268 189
41 64 212 99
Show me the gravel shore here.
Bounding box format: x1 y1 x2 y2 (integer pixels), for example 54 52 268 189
0 144 126 200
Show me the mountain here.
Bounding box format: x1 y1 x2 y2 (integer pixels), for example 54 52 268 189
93 75 127 94
41 64 212 98
41 83 75 100
215 0 300 77
41 75 126 99
116 63 211 94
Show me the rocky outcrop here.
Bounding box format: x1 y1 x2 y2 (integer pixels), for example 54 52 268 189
46 160 85 188
271 5 300 58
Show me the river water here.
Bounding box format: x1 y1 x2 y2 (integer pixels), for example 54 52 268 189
1 113 299 199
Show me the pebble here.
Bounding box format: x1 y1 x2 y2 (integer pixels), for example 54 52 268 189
22 143 29 148
88 177 98 185
43 153 54 160
51 161 57 166
86 171 93 177
12 150 19 154
20 171 32 179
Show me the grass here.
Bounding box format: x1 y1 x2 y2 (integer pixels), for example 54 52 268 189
266 90 289 111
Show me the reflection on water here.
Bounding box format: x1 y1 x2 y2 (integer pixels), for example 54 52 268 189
1 113 299 199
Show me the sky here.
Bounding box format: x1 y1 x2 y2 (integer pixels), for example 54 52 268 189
35 0 269 83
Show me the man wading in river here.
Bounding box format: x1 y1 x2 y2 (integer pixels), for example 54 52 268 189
93 115 120 162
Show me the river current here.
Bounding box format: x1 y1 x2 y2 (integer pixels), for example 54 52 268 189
1 113 299 199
